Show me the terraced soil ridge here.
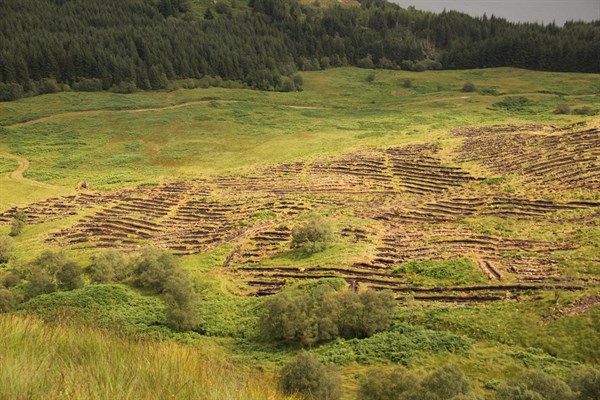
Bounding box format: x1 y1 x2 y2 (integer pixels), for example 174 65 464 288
1 124 598 302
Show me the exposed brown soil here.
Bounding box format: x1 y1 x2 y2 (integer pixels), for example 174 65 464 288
3 123 598 302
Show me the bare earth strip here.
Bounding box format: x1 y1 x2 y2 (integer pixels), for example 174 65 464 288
0 152 61 189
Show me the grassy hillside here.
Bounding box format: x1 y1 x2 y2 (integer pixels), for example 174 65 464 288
0 313 293 400
0 67 599 399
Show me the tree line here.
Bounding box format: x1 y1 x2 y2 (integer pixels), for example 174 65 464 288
0 0 598 101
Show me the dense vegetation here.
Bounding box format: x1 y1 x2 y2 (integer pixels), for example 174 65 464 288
1 0 598 100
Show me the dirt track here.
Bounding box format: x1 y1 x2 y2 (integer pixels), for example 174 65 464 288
0 152 61 189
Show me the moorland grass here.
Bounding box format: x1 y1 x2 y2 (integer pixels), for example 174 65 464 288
0 313 294 400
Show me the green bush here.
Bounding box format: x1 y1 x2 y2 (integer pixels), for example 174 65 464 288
291 215 334 254
25 267 56 299
420 364 471 399
366 72 376 83
357 364 473 400
279 351 341 400
163 270 200 331
9 210 27 237
496 370 575 400
56 261 84 291
72 78 103 92
32 250 69 275
88 249 130 283
0 288 20 312
554 103 571 114
573 106 595 116
461 82 477 92
0 236 14 264
133 248 179 293
358 366 420 400
492 96 533 112
568 366 600 400
403 79 413 88
0 82 24 101
261 281 395 347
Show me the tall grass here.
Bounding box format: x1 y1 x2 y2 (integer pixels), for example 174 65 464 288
0 313 294 400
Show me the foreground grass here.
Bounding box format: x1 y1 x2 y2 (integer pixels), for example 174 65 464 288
0 313 293 400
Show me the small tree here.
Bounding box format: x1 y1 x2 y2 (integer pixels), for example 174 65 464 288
279 351 341 400
88 249 130 283
9 210 27 237
0 236 14 264
133 248 179 292
403 79 413 88
366 72 376 83
25 267 56 299
33 250 69 275
0 288 19 312
163 269 200 331
56 261 84 291
291 215 334 254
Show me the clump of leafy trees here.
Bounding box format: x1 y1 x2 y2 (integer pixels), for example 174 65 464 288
131 248 200 330
261 280 395 347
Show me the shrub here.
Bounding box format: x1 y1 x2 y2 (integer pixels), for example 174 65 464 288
420 363 471 399
338 290 395 338
38 78 61 94
0 236 14 264
320 56 331 69
358 367 420 400
0 288 20 312
292 74 303 91
403 79 413 88
2 271 21 288
26 267 56 299
0 82 24 101
72 78 103 92
568 366 600 400
261 283 340 347
461 82 477 92
554 103 571 114
280 77 296 92
88 249 130 283
133 248 179 292
496 370 575 400
357 55 374 69
32 250 69 275
56 261 84 291
291 215 334 254
279 351 341 400
492 96 533 112
261 281 395 346
9 210 27 237
573 106 595 115
163 269 200 331
366 72 376 83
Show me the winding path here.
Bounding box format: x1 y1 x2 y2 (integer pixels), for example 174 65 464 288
0 152 61 189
